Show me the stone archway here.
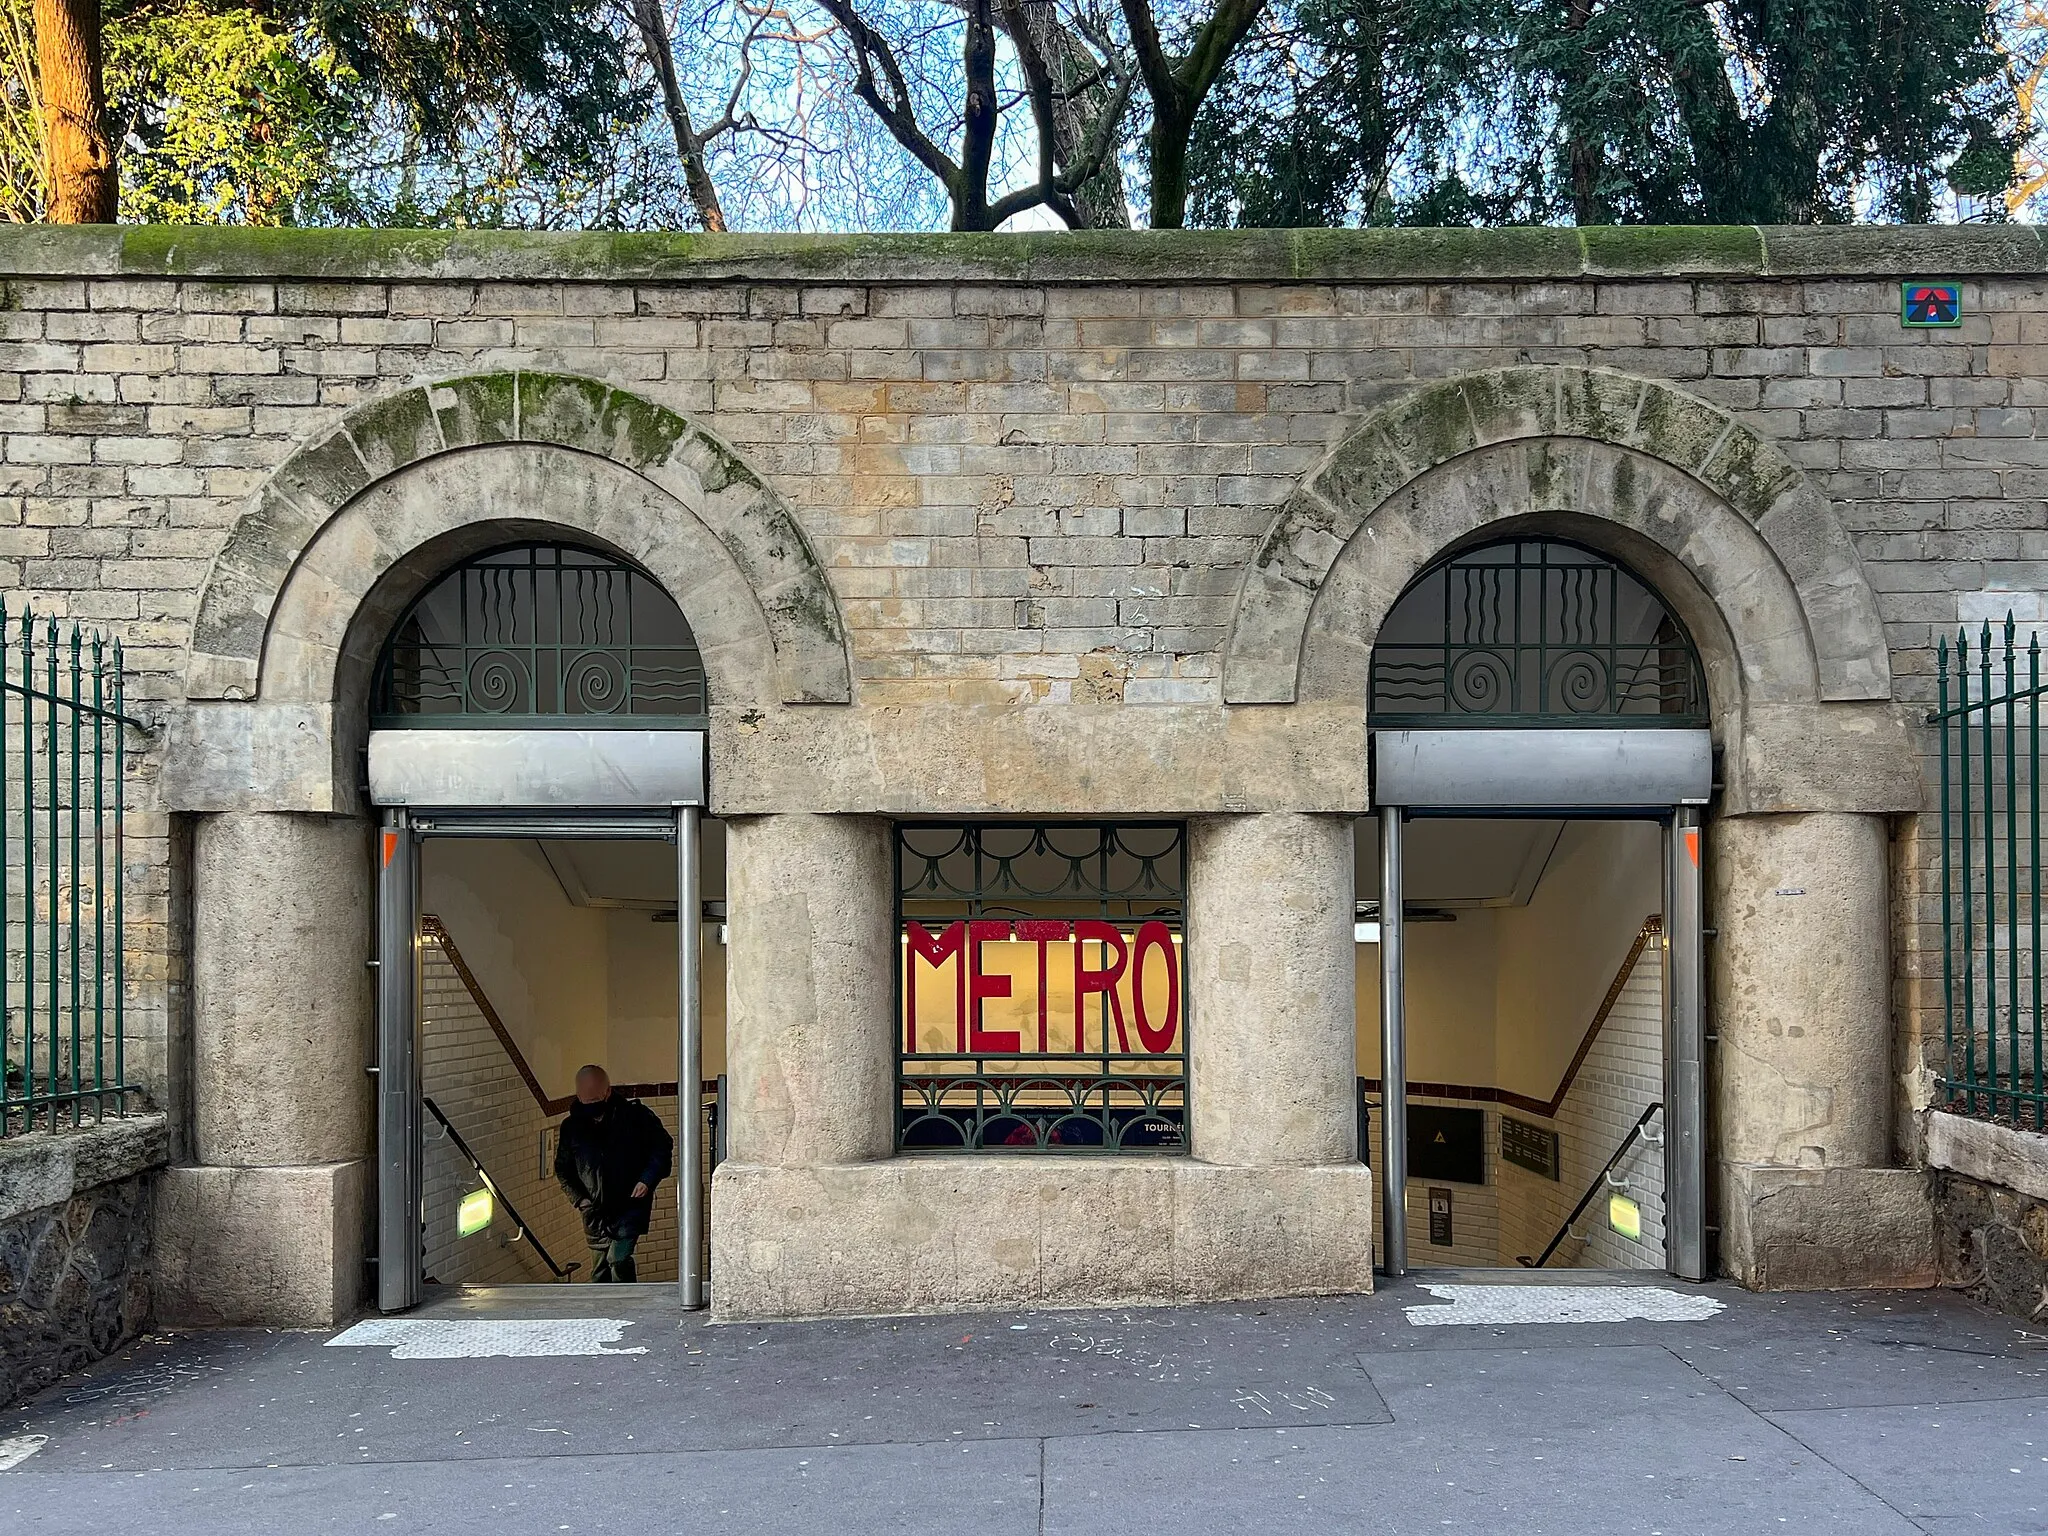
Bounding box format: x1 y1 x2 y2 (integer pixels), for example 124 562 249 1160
1220 365 1933 1292
187 370 851 709
157 373 860 1329
1222 364 1891 711
167 371 854 817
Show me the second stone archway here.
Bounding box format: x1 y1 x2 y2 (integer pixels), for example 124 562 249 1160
1221 365 1930 1290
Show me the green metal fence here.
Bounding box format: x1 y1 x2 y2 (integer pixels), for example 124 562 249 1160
1933 617 2047 1130
0 606 141 1137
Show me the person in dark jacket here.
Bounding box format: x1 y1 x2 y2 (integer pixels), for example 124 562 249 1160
553 1065 674 1283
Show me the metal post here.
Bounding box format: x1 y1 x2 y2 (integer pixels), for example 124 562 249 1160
1378 806 1408 1277
376 809 423 1313
1664 807 1708 1281
676 804 705 1310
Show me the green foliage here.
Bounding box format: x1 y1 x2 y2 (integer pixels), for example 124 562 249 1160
0 0 40 220
0 0 672 227
110 5 355 224
1187 0 1494 226
1188 0 2020 227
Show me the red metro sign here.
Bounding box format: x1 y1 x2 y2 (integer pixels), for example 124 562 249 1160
902 919 1182 1057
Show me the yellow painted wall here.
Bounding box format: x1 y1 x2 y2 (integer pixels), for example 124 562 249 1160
424 838 609 1100
1352 819 1657 1097
1492 820 1662 1102
423 830 730 1099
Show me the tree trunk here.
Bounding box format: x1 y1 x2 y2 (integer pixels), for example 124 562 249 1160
955 0 999 228
1149 99 1191 228
631 0 727 232
34 0 114 223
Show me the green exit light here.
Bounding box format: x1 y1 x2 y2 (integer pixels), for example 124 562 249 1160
1608 1191 1641 1241
458 1187 494 1237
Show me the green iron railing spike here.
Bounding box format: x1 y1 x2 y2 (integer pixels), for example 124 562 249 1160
1935 612 2048 1129
0 613 136 1137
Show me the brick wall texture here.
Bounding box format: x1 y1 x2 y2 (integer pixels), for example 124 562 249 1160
0 235 2033 1139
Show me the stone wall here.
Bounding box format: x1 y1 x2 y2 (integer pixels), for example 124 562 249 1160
1928 1109 2048 1322
4 223 2040 1316
0 1115 167 1409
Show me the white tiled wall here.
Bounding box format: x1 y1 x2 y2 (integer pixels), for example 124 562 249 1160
420 944 689 1286
1496 945 1667 1269
1368 943 1667 1271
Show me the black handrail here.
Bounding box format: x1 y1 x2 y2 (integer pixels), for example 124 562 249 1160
1517 1101 1663 1269
423 1094 580 1281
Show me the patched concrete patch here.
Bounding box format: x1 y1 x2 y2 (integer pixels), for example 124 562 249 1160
324 1318 648 1359
0 1435 49 1471
1404 1283 1726 1326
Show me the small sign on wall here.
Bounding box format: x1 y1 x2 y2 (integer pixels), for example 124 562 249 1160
1501 1115 1560 1180
1901 281 1962 328
1428 1186 1454 1247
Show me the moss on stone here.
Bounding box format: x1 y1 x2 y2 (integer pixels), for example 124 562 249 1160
271 429 371 515
1760 224 2046 277
1374 379 1481 472
681 430 763 496
431 373 517 447
1700 429 1802 522
597 388 692 468
1459 367 1559 444
1288 226 1586 281
1557 369 1650 451
514 372 612 450
0 222 2009 287
1580 226 1765 277
344 387 440 476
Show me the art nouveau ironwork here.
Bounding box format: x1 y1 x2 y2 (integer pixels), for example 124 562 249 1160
895 822 1187 1154
1370 539 1707 727
373 544 706 727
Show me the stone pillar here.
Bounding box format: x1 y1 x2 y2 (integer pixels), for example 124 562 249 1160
1186 813 1356 1166
157 812 373 1327
723 813 894 1166
1711 811 1890 1170
1711 811 1929 1289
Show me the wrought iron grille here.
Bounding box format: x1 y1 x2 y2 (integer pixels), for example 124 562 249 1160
1932 618 2047 1129
1370 539 1707 727
373 544 707 727
1 608 143 1137
895 822 1187 1154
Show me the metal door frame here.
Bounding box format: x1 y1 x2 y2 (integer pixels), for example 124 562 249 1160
1374 804 1708 1281
375 805 706 1312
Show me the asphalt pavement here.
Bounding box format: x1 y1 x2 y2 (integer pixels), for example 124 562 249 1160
4 1273 2046 1534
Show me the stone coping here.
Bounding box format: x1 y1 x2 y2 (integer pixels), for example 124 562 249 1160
1924 1108 2048 1205
0 223 2040 286
0 1113 169 1225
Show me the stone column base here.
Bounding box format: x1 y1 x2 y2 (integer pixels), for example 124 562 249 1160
155 1161 369 1327
711 1158 1376 1319
1719 1162 1935 1290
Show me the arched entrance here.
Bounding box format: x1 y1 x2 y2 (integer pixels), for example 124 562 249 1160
1222 365 1924 1290
368 539 714 1312
1362 534 1712 1278
162 373 854 1327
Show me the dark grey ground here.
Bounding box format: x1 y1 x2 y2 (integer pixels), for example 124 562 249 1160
4 1275 2046 1534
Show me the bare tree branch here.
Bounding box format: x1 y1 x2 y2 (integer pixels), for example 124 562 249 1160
633 0 728 230
814 0 964 192
1116 0 1269 225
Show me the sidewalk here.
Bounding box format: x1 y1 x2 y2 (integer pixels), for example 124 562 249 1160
3 1276 2045 1534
